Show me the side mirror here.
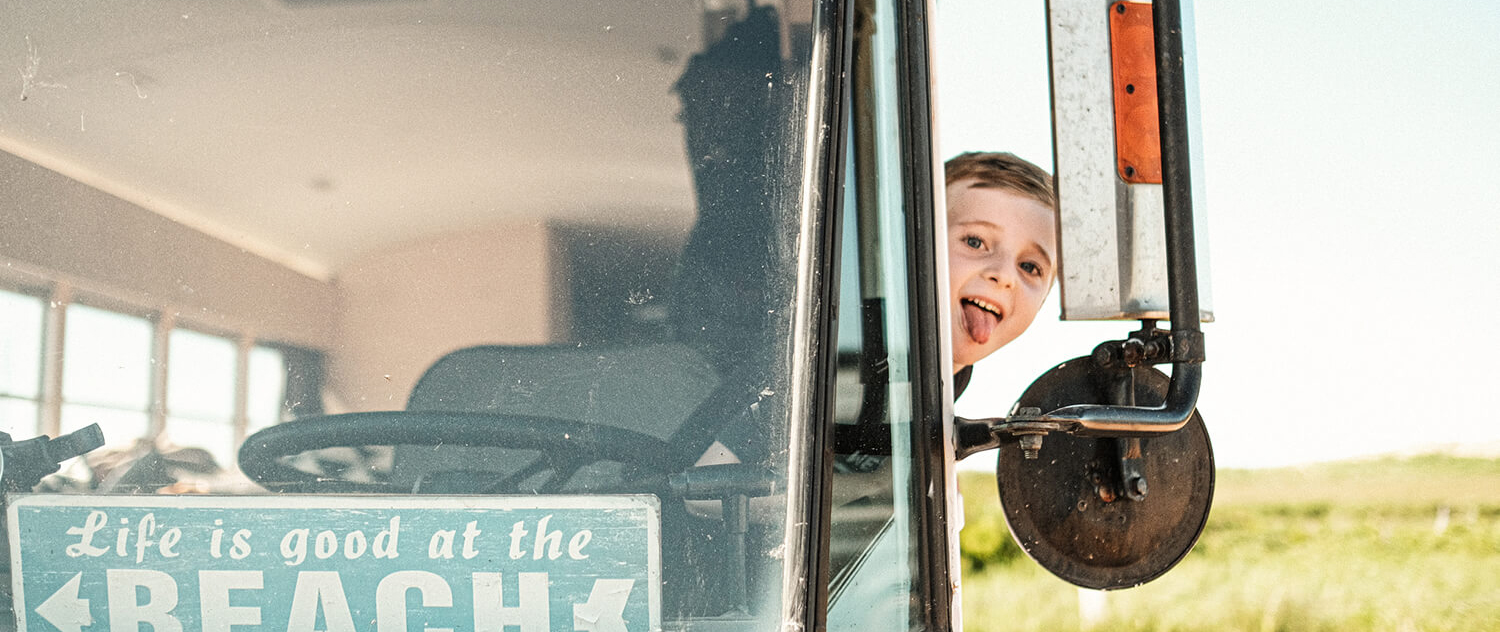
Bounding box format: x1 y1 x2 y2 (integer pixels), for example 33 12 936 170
952 0 1215 590
954 324 1214 589
959 349 1214 590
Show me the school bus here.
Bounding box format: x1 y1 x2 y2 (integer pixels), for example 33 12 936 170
0 0 1212 629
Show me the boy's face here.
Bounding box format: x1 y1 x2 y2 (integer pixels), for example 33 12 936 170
946 179 1058 373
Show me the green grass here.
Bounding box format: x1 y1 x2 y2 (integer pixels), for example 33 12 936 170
957 455 1500 632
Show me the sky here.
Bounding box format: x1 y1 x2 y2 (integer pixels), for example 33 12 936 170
936 0 1500 469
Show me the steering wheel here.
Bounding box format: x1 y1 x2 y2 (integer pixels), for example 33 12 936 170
238 411 672 494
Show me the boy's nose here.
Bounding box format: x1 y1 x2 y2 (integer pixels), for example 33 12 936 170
985 263 1016 288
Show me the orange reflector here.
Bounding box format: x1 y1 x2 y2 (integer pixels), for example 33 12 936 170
1110 1 1161 184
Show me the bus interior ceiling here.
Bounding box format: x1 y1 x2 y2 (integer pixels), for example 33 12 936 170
0 0 733 416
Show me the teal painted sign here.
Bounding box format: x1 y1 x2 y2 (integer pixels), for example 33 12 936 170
8 495 660 631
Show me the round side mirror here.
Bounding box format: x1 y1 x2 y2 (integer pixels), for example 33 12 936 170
995 356 1214 590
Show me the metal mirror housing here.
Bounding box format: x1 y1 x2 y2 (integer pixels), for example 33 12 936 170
1049 0 1213 323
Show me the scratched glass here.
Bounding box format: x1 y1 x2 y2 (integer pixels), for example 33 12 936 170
0 1 823 629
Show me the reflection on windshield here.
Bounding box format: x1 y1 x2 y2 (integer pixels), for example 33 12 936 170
0 0 821 627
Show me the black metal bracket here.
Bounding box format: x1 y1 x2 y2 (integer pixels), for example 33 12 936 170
1092 320 1176 369
667 463 781 617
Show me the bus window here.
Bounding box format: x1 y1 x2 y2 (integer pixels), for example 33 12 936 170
0 289 45 437
164 328 239 467
1 0 838 628
59 304 153 443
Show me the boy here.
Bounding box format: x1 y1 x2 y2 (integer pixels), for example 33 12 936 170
944 152 1058 395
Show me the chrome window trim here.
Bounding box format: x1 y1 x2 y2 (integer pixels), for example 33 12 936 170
783 0 855 629
893 0 956 627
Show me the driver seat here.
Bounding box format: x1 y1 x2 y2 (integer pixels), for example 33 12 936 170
391 342 746 492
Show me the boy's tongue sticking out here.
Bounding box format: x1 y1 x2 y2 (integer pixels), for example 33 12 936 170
961 299 998 344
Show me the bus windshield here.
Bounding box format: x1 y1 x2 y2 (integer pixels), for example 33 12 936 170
1 0 827 627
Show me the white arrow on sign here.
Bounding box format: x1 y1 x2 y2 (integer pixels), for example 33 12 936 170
573 579 634 632
35 572 93 632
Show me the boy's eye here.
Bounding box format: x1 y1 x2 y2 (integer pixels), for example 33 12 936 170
1020 261 1043 276
964 235 984 250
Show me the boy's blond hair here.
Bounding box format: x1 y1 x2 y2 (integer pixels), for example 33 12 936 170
944 152 1056 209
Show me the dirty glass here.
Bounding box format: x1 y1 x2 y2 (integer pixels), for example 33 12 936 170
826 0 932 627
0 0 823 628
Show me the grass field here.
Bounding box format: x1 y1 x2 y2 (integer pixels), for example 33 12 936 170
956 455 1500 632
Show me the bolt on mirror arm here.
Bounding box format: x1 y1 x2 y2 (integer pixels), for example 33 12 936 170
957 0 1202 458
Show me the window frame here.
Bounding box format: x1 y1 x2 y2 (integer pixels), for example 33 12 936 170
816 0 957 627
789 0 857 628
890 0 962 627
